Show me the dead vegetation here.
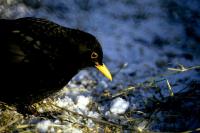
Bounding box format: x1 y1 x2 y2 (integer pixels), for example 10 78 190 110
0 64 200 133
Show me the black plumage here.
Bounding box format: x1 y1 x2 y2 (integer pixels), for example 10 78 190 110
0 17 112 113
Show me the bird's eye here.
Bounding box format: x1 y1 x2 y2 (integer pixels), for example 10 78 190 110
91 52 98 59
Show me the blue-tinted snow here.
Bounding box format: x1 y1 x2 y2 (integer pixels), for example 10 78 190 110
0 0 200 132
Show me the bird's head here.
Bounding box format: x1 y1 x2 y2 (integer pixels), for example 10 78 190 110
73 30 112 81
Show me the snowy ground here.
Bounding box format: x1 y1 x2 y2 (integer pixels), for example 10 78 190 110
0 0 200 132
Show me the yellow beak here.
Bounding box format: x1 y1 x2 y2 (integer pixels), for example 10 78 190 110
95 63 112 81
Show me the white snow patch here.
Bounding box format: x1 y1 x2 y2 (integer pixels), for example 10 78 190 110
56 96 74 109
86 112 100 128
76 95 90 111
66 128 83 133
110 97 129 114
36 120 53 133
87 111 99 118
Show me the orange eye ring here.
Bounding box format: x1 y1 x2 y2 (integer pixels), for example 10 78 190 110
91 52 98 59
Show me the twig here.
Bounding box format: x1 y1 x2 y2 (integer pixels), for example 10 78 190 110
49 102 123 129
147 64 200 84
181 127 200 133
166 79 174 96
111 86 135 98
50 103 141 131
0 115 23 132
168 64 200 72
17 124 35 129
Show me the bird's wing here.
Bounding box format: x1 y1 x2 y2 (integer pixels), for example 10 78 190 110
0 18 64 63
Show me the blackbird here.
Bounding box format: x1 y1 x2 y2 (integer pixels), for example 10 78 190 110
0 17 112 113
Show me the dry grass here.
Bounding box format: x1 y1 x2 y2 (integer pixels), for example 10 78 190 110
0 64 199 133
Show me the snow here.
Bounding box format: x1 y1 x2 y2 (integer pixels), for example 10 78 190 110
36 120 53 133
110 97 129 115
76 95 90 111
56 96 74 109
137 120 148 132
0 0 200 132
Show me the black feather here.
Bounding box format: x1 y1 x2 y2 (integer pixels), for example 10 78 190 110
0 17 103 113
